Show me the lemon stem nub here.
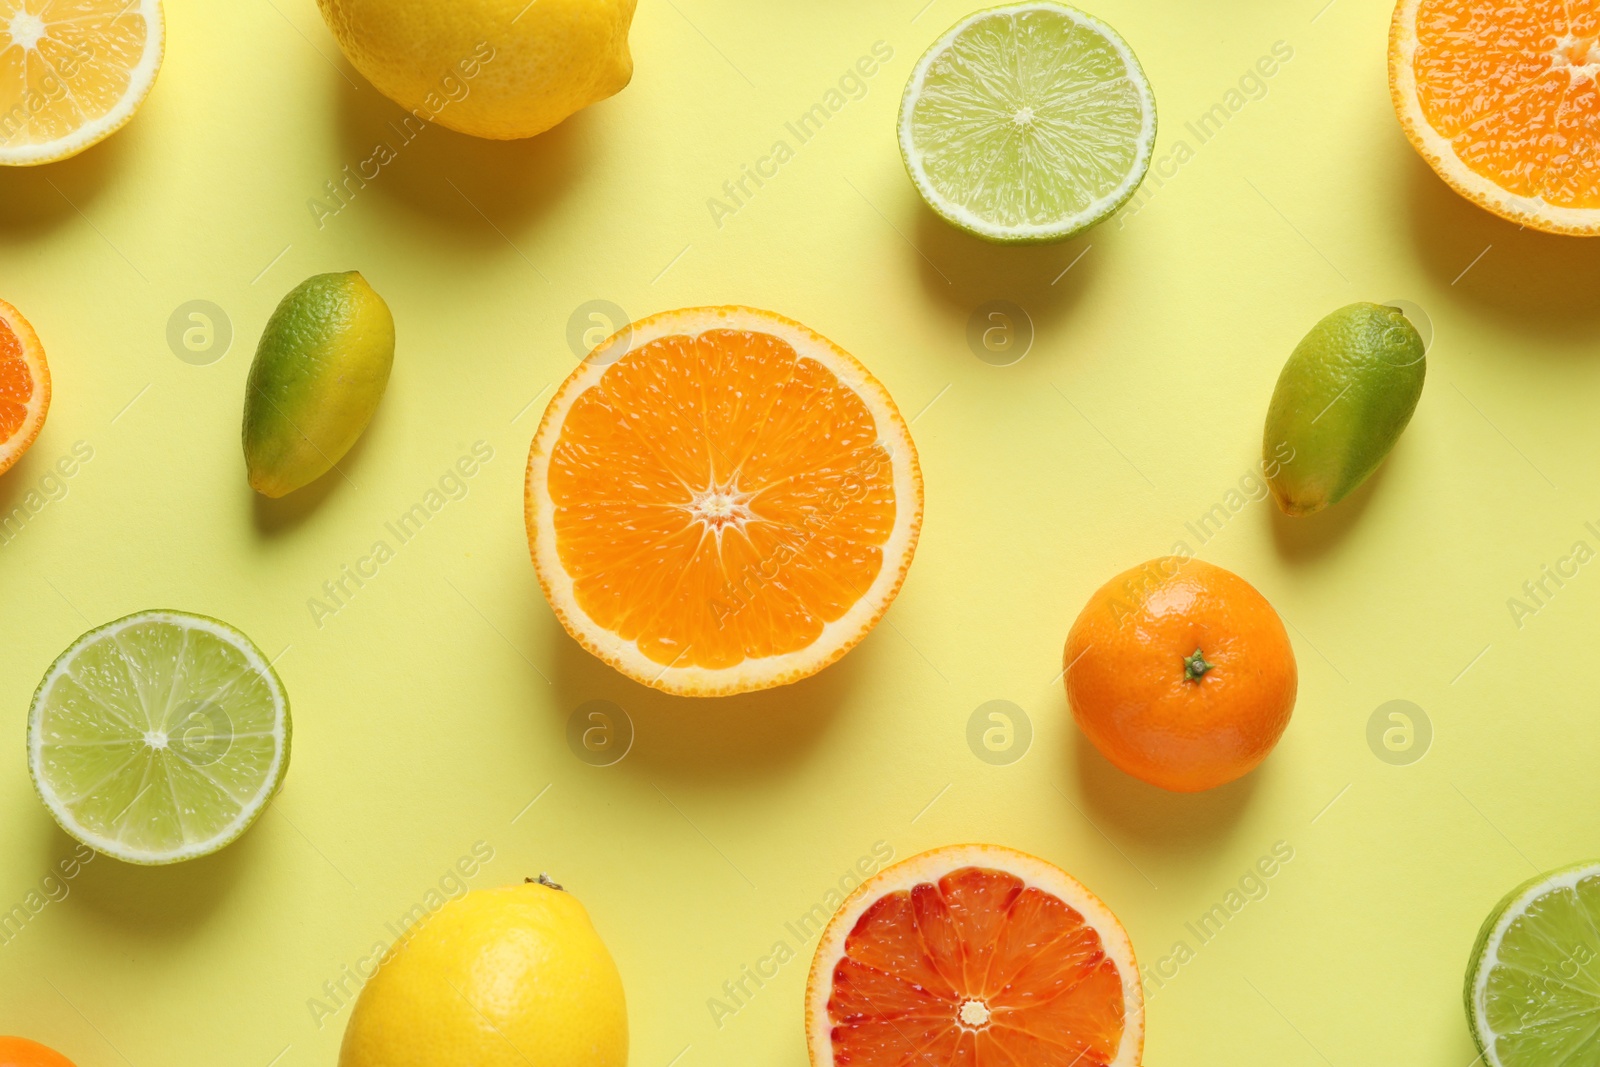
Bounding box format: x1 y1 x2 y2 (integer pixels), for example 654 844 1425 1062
1183 649 1215 682
529 873 566 892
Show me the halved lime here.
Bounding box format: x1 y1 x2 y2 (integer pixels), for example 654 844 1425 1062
1466 861 1600 1065
27 611 290 865
898 2 1157 243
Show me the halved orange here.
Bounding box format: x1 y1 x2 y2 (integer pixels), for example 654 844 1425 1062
0 298 49 477
1391 0 1600 234
806 845 1143 1067
0 0 165 166
525 306 923 697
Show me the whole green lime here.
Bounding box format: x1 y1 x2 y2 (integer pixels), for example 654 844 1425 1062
1263 302 1425 516
243 271 394 498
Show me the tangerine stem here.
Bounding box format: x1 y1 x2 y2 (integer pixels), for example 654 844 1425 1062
1183 648 1214 682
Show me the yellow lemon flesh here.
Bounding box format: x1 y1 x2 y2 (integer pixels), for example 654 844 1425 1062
339 878 628 1067
315 0 636 140
0 0 164 166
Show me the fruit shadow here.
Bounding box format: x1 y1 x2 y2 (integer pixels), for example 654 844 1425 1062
331 64 587 241
249 396 385 538
911 202 1098 360
545 623 862 786
1401 147 1600 349
44 822 250 938
1066 728 1260 853
0 124 131 236
0 444 48 515
1266 446 1396 564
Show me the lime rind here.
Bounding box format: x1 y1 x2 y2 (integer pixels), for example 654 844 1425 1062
898 1 1157 243
27 610 290 865
1467 861 1600 1067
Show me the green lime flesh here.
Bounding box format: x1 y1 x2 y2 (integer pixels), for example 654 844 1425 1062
27 611 290 865
1467 862 1600 1066
1263 302 1425 516
898 2 1157 243
243 271 394 498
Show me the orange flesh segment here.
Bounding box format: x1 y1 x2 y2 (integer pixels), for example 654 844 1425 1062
1412 0 1600 207
0 1 149 150
0 315 32 441
828 866 1126 1067
547 329 897 670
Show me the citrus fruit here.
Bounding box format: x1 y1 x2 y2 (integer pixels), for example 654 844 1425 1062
27 610 290 865
0 0 163 166
1391 0 1600 234
339 876 627 1067
525 306 923 698
0 1038 75 1067
316 0 635 141
898 2 1156 243
0 298 49 478
1263 302 1426 517
1466 861 1600 1066
243 271 394 498
805 844 1143 1067
1064 556 1297 793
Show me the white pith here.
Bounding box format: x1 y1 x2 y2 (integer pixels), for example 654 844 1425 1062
1470 862 1600 1067
0 0 165 166
1390 0 1600 236
804 844 1144 1067
526 307 924 698
897 1 1157 242
27 610 289 865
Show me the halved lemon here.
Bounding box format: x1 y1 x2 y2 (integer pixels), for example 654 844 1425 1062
806 844 1143 1067
0 297 49 478
0 0 164 166
1391 0 1600 235
525 306 923 698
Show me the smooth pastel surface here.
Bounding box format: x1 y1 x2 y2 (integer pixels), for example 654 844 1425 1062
1 1 1598 1065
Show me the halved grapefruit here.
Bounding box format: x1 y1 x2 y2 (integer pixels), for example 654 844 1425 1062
525 306 923 698
806 844 1143 1067
0 297 49 478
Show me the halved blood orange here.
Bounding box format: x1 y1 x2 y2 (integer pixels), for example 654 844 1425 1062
525 307 923 697
1391 0 1600 234
0 298 50 477
806 844 1143 1067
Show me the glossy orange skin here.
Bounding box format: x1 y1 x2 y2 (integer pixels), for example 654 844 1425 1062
1065 556 1297 793
0 1038 76 1067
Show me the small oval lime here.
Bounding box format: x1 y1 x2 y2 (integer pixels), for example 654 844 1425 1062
243 271 394 497
1263 302 1425 516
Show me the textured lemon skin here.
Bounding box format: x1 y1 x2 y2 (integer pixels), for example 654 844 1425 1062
338 882 628 1067
243 272 394 498
316 0 636 140
1264 303 1425 516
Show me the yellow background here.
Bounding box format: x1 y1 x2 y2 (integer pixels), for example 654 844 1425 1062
3 0 1598 1064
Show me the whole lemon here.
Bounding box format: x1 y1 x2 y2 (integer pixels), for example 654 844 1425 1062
339 878 628 1067
316 0 636 140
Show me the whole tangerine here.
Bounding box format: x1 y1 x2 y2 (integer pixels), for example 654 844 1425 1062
0 1037 76 1067
1064 556 1297 793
